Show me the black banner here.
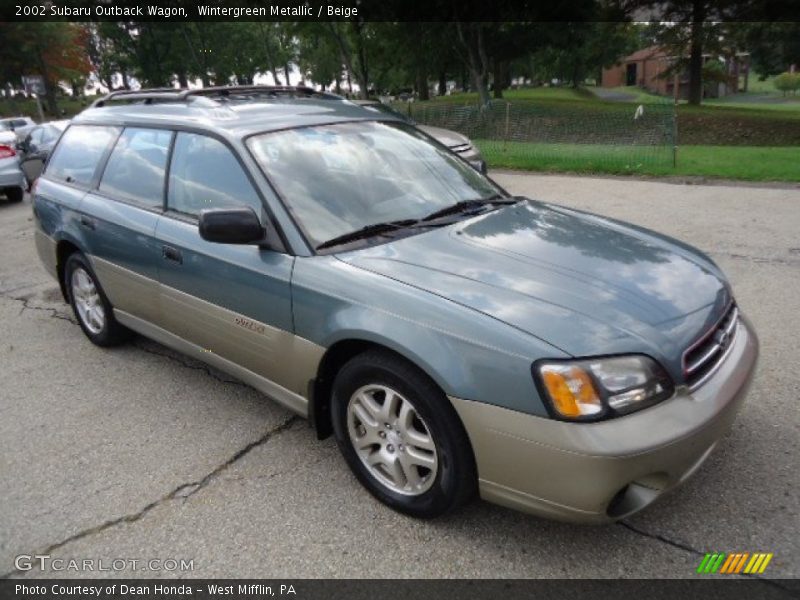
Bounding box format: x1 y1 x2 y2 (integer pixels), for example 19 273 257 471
4 0 800 22
1 580 799 600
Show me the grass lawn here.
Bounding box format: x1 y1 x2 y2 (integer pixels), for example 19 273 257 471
480 141 800 182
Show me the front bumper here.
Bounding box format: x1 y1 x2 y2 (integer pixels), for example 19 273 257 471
451 315 759 523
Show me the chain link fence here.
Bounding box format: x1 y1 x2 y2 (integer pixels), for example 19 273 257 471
393 95 677 173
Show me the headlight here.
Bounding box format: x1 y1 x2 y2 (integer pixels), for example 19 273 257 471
533 355 674 421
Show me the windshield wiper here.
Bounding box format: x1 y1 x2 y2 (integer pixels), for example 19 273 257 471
316 219 418 250
420 195 516 222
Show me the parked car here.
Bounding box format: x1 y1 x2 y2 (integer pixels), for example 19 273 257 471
0 142 25 203
17 119 69 187
0 116 37 142
352 99 486 173
0 129 16 146
33 86 757 522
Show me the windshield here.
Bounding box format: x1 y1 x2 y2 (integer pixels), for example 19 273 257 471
248 121 499 249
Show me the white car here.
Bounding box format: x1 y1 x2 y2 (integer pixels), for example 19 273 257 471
0 128 25 202
0 116 37 142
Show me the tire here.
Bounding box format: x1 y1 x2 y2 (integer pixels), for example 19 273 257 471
4 187 23 203
331 349 477 518
64 252 131 346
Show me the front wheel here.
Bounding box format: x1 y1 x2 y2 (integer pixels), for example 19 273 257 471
331 350 477 518
64 252 131 346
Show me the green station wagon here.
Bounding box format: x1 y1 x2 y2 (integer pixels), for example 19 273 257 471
33 86 758 522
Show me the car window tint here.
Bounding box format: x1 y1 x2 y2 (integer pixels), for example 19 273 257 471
46 125 120 187
99 128 172 209
12 119 28 128
167 132 262 218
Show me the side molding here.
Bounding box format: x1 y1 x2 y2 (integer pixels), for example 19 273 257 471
115 309 311 417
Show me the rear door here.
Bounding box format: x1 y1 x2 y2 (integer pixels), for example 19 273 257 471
154 131 306 399
33 124 120 277
79 127 173 325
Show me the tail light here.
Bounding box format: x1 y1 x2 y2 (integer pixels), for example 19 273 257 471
0 145 16 159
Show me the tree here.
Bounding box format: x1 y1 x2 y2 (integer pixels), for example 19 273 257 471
738 23 800 78
323 21 376 98
295 24 343 90
0 22 91 114
640 1 747 105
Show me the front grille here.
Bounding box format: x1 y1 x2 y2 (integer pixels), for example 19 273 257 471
683 303 739 390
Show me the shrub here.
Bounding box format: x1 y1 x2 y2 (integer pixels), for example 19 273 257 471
774 72 800 95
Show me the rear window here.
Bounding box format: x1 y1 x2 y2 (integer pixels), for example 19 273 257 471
99 128 173 209
46 125 120 187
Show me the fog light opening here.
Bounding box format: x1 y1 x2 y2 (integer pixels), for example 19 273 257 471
606 482 662 519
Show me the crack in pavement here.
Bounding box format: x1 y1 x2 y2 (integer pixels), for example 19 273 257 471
0 292 76 324
0 415 299 580
1 290 249 389
619 521 795 594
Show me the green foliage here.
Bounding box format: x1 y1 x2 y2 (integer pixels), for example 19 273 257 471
773 72 800 94
528 22 640 87
481 142 800 182
739 23 800 78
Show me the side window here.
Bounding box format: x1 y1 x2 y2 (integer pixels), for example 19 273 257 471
99 127 172 209
41 126 59 144
46 125 120 187
167 132 262 218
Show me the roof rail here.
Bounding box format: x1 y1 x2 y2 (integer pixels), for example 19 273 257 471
91 88 180 108
91 85 341 108
179 85 341 100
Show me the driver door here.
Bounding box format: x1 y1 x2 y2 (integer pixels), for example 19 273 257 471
154 132 308 401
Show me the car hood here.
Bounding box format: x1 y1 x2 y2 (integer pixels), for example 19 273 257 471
417 125 470 148
338 199 732 377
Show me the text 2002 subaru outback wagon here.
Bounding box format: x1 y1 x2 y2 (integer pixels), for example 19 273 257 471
33 86 758 522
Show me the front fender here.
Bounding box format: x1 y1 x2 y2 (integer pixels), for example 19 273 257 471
292 256 567 416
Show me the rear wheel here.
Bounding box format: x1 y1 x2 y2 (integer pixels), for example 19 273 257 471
331 350 476 518
3 187 23 203
64 252 131 346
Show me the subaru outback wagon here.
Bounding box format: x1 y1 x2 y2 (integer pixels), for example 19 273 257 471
33 86 758 522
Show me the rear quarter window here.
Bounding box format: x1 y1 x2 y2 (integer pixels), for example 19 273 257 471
46 125 120 187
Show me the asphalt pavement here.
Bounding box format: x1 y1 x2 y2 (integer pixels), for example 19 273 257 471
1 173 797 581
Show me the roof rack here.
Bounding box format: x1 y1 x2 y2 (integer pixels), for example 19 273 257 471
91 85 340 108
91 88 180 108
180 85 340 100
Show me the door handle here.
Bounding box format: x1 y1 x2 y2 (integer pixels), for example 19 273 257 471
79 216 96 230
162 245 182 264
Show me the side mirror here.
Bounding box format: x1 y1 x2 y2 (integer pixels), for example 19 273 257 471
469 159 487 174
198 206 285 252
199 207 265 245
